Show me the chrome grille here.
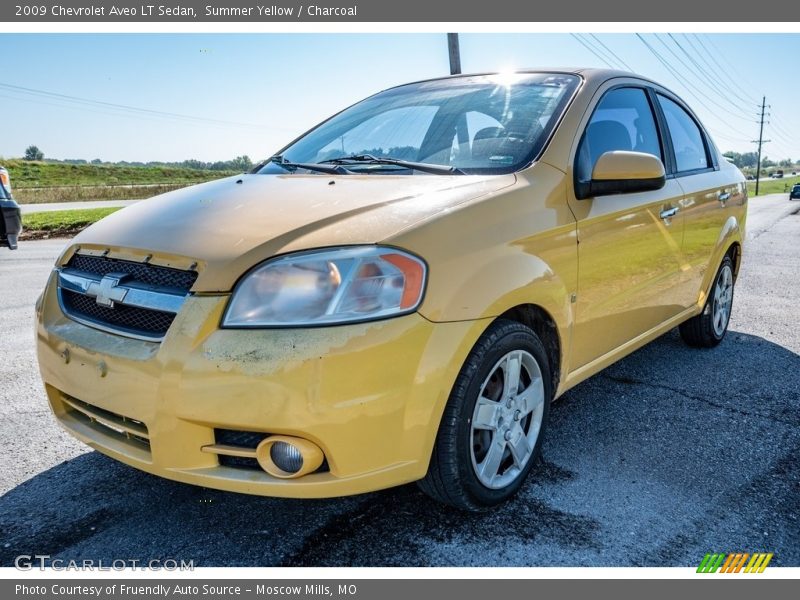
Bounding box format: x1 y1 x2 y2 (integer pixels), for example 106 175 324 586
67 254 197 291
61 289 176 337
57 253 198 341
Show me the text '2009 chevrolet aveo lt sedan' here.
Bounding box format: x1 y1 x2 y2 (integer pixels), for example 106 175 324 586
36 69 746 511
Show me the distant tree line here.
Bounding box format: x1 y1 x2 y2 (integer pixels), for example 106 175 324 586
19 146 254 172
723 151 796 170
54 156 254 172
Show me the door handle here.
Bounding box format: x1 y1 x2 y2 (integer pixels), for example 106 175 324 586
718 191 731 202
660 207 679 219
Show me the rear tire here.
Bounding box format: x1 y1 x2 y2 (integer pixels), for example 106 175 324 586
418 319 552 511
679 255 735 348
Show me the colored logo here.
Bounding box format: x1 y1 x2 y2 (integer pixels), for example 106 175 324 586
697 552 773 573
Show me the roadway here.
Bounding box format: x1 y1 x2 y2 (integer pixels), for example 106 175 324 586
1 193 798 567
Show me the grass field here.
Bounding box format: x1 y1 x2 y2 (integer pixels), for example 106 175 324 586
3 159 239 187
2 159 239 204
20 207 121 239
13 183 194 204
747 176 800 197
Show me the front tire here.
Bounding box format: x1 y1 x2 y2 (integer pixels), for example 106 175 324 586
679 255 735 348
418 320 552 511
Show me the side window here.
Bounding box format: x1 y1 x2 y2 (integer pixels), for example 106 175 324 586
657 94 710 173
576 87 662 182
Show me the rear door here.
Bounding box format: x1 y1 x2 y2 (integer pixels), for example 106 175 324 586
654 92 737 305
567 84 688 369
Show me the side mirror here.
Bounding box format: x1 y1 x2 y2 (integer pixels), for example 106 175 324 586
576 151 666 200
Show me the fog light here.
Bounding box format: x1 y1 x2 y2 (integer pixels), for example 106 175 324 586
256 435 325 478
270 441 303 473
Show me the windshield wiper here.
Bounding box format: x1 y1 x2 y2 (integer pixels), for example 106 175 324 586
267 155 353 175
321 154 465 175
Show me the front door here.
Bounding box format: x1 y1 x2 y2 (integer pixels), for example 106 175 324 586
567 85 688 369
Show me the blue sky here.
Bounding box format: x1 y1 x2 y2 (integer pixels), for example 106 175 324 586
0 33 797 163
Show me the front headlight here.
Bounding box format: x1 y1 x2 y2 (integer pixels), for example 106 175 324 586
222 246 427 327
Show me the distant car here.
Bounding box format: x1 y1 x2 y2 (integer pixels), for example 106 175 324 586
0 167 22 250
746 175 755 180
772 170 784 179
790 184 800 200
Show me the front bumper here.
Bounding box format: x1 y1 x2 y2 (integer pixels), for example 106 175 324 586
36 271 487 498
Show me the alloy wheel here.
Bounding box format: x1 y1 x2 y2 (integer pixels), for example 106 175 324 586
712 264 734 337
470 350 545 489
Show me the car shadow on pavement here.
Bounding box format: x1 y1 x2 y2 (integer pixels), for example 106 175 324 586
1 329 798 567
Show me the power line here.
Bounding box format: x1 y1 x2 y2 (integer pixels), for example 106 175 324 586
580 34 623 69
588 34 634 71
709 129 752 144
0 82 273 130
688 34 795 158
769 125 795 147
0 92 157 123
696 34 761 103
767 109 799 142
761 108 797 153
685 34 760 106
765 133 796 158
634 34 755 137
770 107 800 130
653 34 755 122
0 89 290 136
669 34 758 110
768 143 795 159
585 33 785 157
570 33 615 68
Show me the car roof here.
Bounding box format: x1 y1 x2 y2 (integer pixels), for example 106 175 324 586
386 68 659 90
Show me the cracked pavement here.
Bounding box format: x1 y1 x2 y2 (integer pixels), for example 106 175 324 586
0 194 798 567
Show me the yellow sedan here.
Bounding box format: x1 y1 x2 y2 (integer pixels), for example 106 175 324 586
36 69 746 510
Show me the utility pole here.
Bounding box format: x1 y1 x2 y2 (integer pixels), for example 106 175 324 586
447 33 461 75
754 96 769 197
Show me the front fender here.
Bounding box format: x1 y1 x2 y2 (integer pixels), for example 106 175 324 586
385 164 579 377
419 242 575 330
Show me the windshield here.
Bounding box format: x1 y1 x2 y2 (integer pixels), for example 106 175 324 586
257 73 580 176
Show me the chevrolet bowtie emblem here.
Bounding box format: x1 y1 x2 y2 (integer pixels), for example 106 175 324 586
87 273 130 308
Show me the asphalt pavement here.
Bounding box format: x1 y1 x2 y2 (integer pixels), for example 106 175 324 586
0 194 798 567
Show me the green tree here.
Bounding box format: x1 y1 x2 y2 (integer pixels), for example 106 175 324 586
24 145 44 161
722 151 759 169
231 155 253 171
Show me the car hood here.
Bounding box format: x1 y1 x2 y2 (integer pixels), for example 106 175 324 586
67 173 516 292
